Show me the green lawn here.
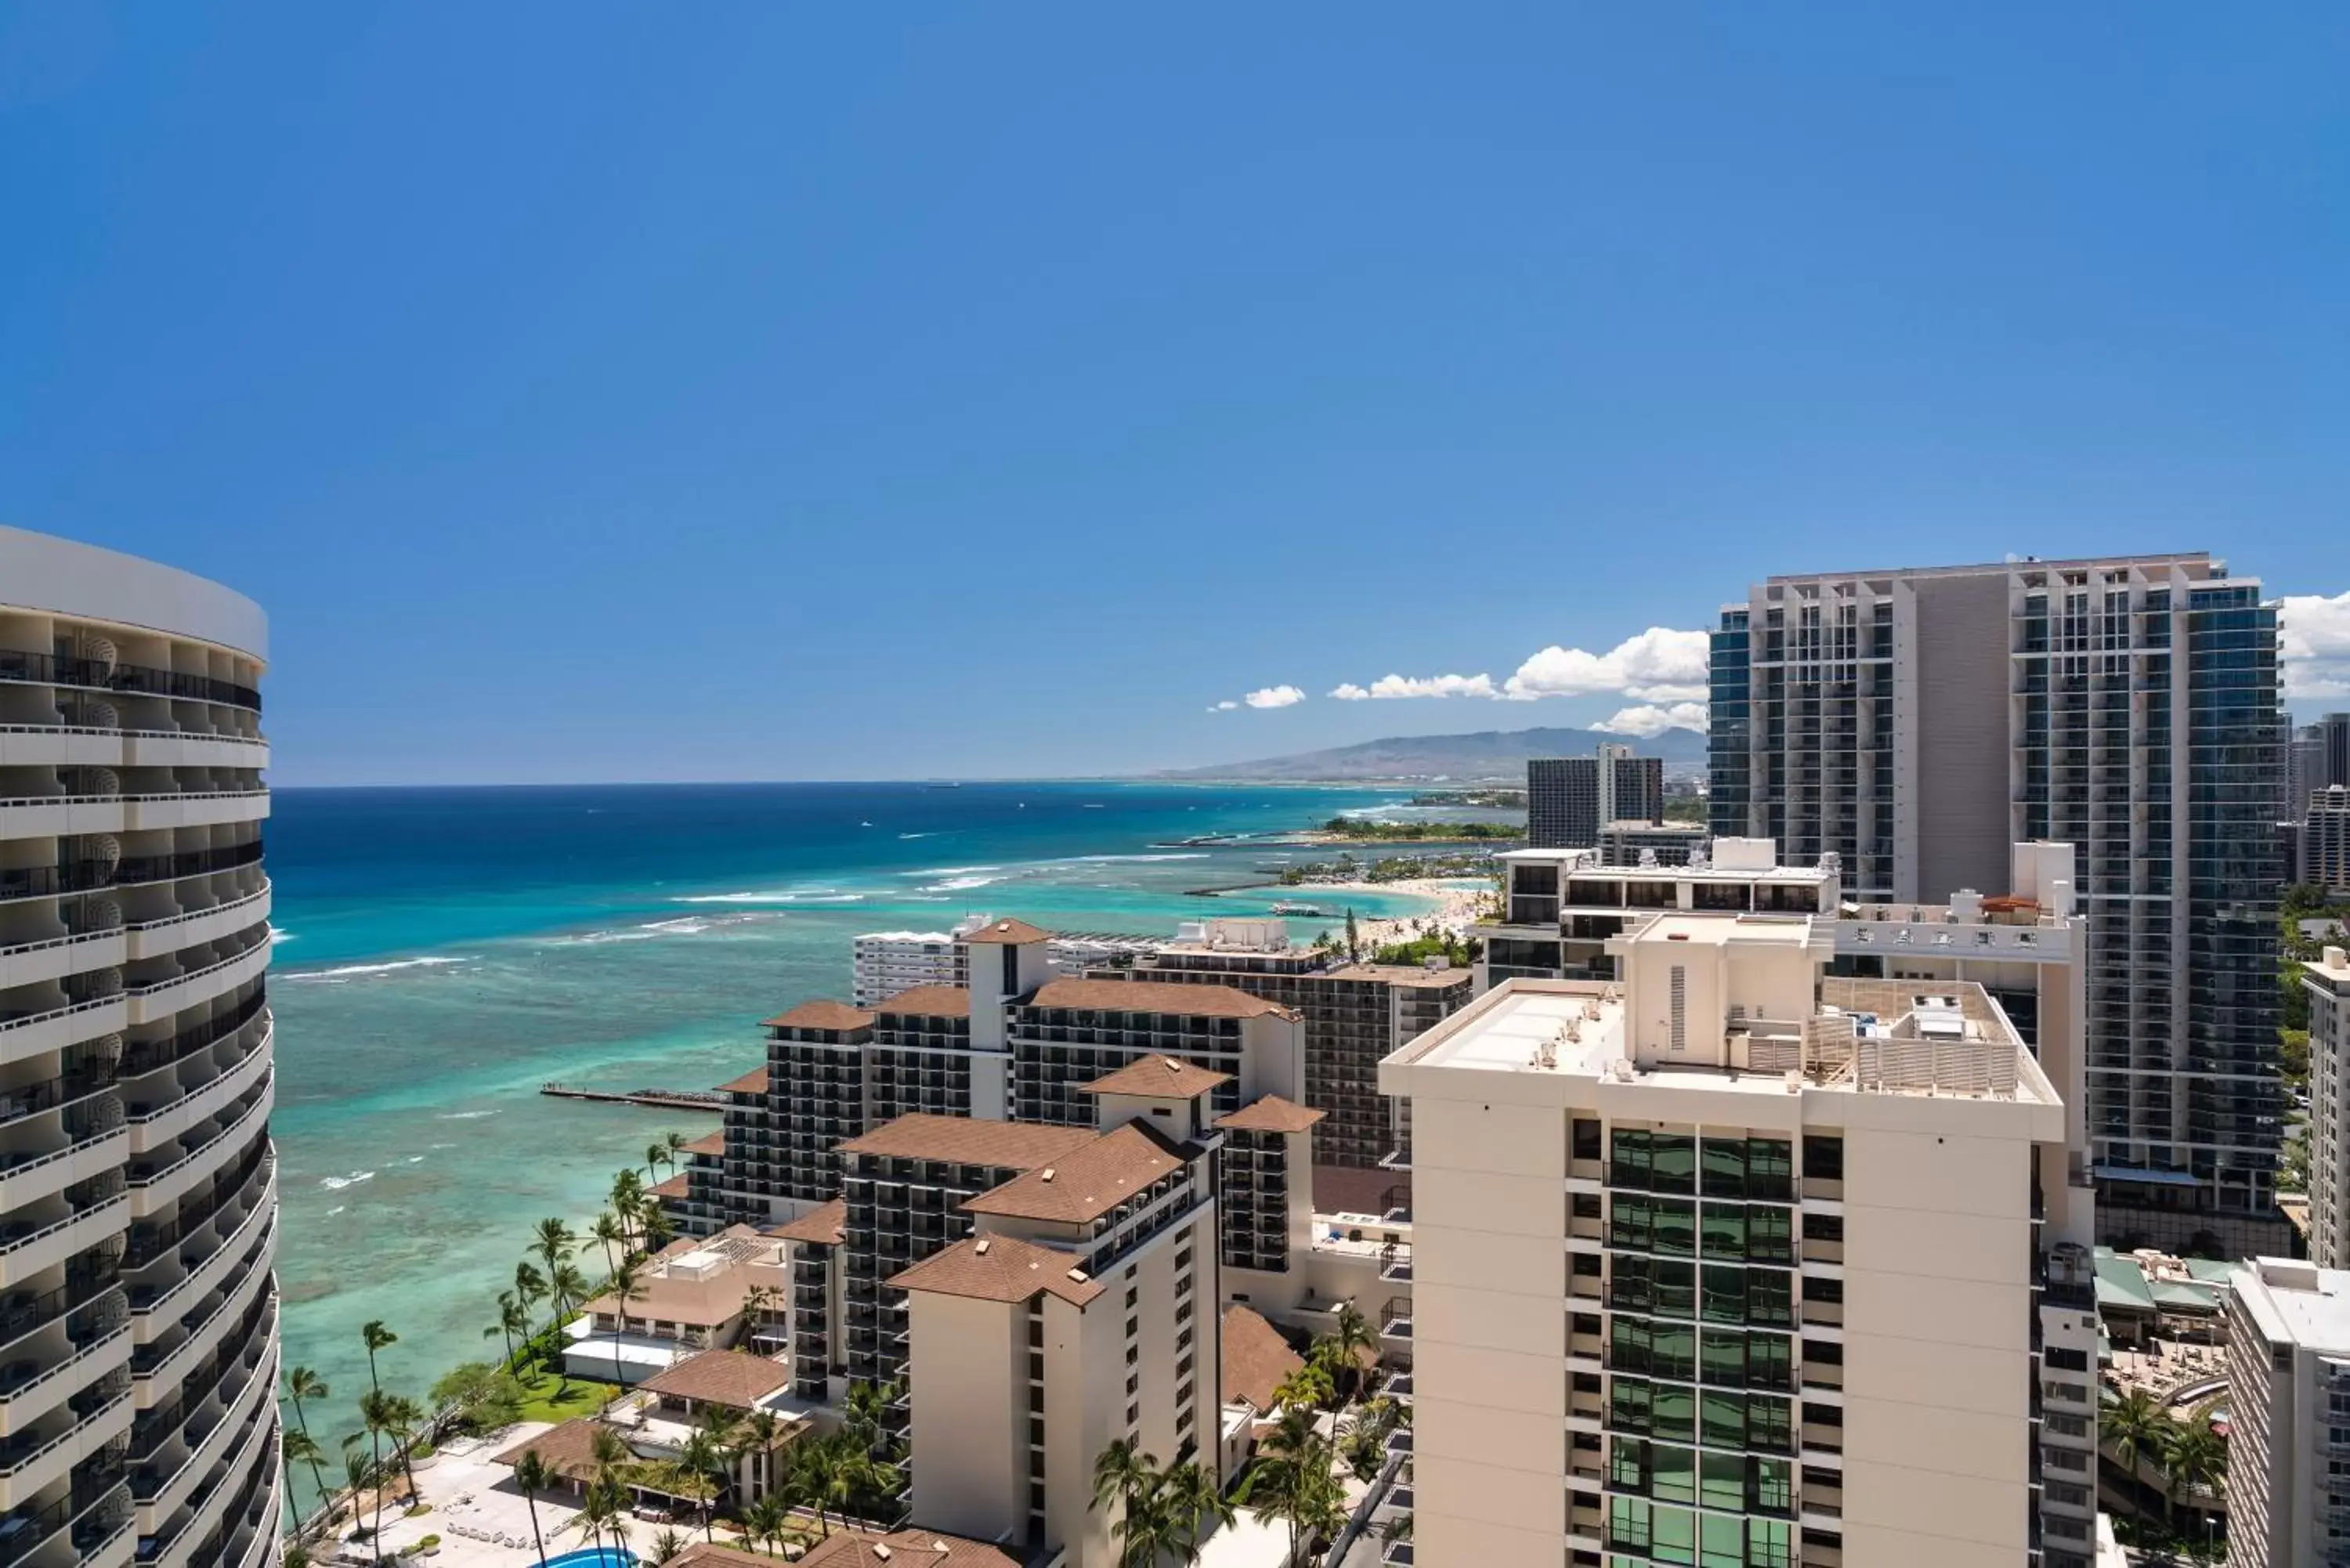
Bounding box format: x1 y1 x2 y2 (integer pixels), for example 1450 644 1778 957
512 1367 618 1425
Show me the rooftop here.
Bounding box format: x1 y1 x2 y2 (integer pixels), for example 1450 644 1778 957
1215 1095 1326 1135
715 1066 769 1096
837 1112 1095 1170
682 1131 725 1158
960 1122 1191 1224
1323 963 1473 989
494 1418 605 1483
2232 1257 2350 1351
874 985 974 1018
888 1234 1104 1308
1082 1055 1231 1099
794 1528 1029 1568
963 917 1054 946
763 999 878 1032
1222 1304 1303 1414
766 1198 848 1247
1024 977 1298 1020
638 1348 797 1410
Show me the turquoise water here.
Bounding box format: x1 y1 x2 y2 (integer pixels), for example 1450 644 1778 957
266 782 1434 1466
542 1550 637 1568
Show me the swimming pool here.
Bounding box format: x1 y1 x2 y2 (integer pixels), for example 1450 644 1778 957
541 1549 637 1568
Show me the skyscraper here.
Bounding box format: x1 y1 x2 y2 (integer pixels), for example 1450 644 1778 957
0 527 277 1568
1528 749 1666 849
1708 554 2287 1251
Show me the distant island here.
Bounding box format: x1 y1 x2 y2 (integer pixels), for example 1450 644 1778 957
1154 723 1707 782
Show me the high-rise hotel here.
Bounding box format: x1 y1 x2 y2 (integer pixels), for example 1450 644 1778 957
0 529 277 1568
1707 554 2287 1251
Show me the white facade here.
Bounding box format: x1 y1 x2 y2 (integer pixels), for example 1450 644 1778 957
0 529 276 1568
2307 948 2350 1272
2224 1257 2350 1568
1383 907 2088 1568
851 927 968 1009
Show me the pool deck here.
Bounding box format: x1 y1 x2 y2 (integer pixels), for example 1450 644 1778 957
324 1425 591 1568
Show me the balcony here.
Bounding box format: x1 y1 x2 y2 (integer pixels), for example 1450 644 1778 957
0 651 260 713
0 1187 128 1289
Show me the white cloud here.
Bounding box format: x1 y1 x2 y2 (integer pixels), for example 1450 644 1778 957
2283 591 2350 701
1591 701 1711 738
1243 685 1306 710
1205 700 1240 713
1502 627 1710 702
1328 673 1498 702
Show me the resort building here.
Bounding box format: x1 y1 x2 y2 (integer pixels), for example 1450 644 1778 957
2222 1256 2350 1568
2305 946 2350 1270
1598 822 1712 869
0 528 277 1568
1529 748 1666 851
1708 553 2288 1251
1095 916 1472 1177
1216 1303 1304 1483
2306 786 2350 893
852 918 1148 1010
1479 837 1838 988
1379 903 2099 1567
564 1225 786 1386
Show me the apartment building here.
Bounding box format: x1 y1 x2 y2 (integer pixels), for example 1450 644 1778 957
1380 906 2098 1568
2223 1256 2350 1568
2305 947 2350 1271
896 1061 1224 1568
1708 554 2287 1249
2307 786 2350 893
853 918 1145 1010
1096 918 1471 1174
1480 837 1838 988
1530 748 1667 850
1599 822 1712 870
0 527 277 1568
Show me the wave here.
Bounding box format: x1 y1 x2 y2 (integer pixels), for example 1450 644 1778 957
320 1171 375 1190
924 874 1003 892
284 956 472 982
268 927 297 945
436 1108 501 1121
900 865 1001 878
671 889 864 905
326 1205 345 1216
897 831 937 840
1071 852 1209 863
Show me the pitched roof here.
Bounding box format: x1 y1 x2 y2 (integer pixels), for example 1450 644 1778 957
651 1172 691 1199
1083 1055 1231 1099
874 985 973 1018
961 917 1054 946
960 1122 1190 1224
661 1545 777 1568
763 1000 877 1032
888 1234 1104 1308
796 1529 1028 1568
715 1066 770 1096
1215 1095 1326 1134
1222 1304 1303 1414
638 1349 794 1410
837 1112 1094 1169
767 1198 847 1246
494 1418 605 1483
1026 977 1296 1020
682 1131 725 1157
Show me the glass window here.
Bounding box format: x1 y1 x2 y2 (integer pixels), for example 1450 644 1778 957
1749 1270 1794 1328
1612 1194 1653 1250
1653 1443 1695 1505
1614 1128 1652 1187
1651 1505 1696 1566
1700 1514 1745 1568
1702 1265 1748 1324
1612 1255 1653 1313
1608 1497 1650 1552
1701 1389 1746 1449
1748 1395 1794 1454
1656 1260 1697 1320
1753 1457 1792 1515
1653 1383 1696 1443
1699 1451 1744 1512
1610 1378 1652 1433
1653 1135 1697 1195
1701 1205 1747 1261
1613 1317 1653 1375
1653 1323 1697 1381
1748 1206 1795 1265
1749 1332 1793 1393
1700 1330 1745 1387
1748 1519 1792 1568
1747 1139 1794 1201
1802 1136 1842 1183
1654 1198 1698 1256
1701 1138 1747 1198
1610 1437 1648 1493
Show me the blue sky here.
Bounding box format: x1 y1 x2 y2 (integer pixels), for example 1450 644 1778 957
2 5 2345 785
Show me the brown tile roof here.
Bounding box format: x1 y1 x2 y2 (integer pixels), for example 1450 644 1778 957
639 1349 795 1410
796 1529 1028 1568
1326 963 1475 990
682 1131 725 1157
960 1122 1190 1224
961 917 1054 946
715 1066 769 1096
660 1545 777 1568
888 1234 1104 1308
494 1418 605 1483
763 1000 877 1032
1083 1055 1231 1099
837 1112 1094 1169
1215 1095 1327 1134
1027 977 1298 1020
874 985 972 1018
766 1198 847 1246
1222 1304 1303 1414
651 1172 691 1199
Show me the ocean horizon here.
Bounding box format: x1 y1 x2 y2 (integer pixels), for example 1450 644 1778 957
266 779 1455 1475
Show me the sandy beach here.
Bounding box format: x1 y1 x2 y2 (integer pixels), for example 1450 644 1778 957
1281 876 1491 952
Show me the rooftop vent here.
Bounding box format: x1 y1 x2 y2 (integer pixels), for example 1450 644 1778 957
1039 1168 1056 1183
973 1238 990 1255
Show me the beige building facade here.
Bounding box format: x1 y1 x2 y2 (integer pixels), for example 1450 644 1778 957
2223 1256 2350 1568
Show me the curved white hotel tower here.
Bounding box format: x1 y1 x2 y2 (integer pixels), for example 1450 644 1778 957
0 529 275 1568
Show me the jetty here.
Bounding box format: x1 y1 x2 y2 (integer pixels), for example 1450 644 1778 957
540 1082 727 1114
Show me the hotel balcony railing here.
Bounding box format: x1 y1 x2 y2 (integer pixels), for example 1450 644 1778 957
118 989 268 1078
0 842 265 906
0 651 260 713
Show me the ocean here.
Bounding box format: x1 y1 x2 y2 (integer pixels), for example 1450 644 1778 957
265 780 1443 1453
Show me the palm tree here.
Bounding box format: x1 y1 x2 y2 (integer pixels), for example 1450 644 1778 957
515 1261 550 1339
359 1322 397 1566
731 1407 786 1501
284 1366 332 1510
551 1262 592 1327
610 1171 646 1252
794 1438 843 1538
359 1388 396 1566
1093 1435 1159 1519
570 1479 617 1555
283 1429 328 1521
587 1212 626 1281
1271 1360 1334 1414
1323 1303 1378 1406
339 1437 371 1530
384 1393 427 1495
844 1379 895 1456
486 1291 531 1369
642 1205 677 1254
644 1141 670 1188
679 1429 725 1541
651 1526 689 1566
1164 1461 1235 1566
1110 1474 1185 1568
743 1494 790 1557
1238 1403 1336 1568
606 1259 644 1392
2163 1411 2228 1537
663 1129 689 1176
533 1216 578 1283
2105 1386 2175 1520
512 1449 555 1568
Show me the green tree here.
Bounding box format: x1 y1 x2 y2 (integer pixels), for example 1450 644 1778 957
383 1393 426 1494
485 1291 530 1369
432 1362 525 1433
550 1261 591 1326
1164 1461 1235 1566
359 1389 396 1565
587 1212 625 1282
514 1261 549 1340
533 1218 578 1295
610 1171 647 1251
2163 1411 2228 1533
1321 1302 1378 1407
644 1141 670 1188
742 1494 791 1557
606 1258 645 1392
1110 1476 1184 1568
512 1449 555 1568
282 1429 328 1522
1343 909 1361 963
1236 1404 1340 1568
2105 1389 2176 1519
678 1428 725 1541
283 1365 332 1512
359 1321 397 1566
650 1526 689 1566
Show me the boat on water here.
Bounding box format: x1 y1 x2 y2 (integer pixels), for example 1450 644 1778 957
1269 900 1328 917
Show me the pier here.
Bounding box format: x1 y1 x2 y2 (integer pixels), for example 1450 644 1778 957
540 1082 728 1113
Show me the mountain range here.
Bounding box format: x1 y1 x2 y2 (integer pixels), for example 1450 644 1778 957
1159 725 1709 782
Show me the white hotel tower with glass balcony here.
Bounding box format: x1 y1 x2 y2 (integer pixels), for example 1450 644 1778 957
0 529 276 1568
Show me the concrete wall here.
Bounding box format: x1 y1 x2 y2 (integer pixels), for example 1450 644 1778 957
0 525 266 659
907 1291 1028 1541
1909 573 2012 903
